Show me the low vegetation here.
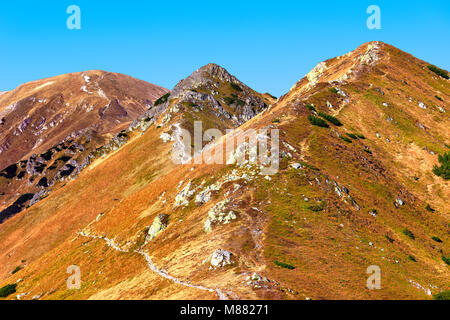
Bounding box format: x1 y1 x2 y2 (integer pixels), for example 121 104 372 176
346 133 358 140
230 82 243 92
432 152 450 180
402 228 415 240
431 236 442 243
11 266 23 274
154 93 170 106
340 136 353 143
427 65 449 79
274 260 295 270
318 112 343 126
425 204 435 212
306 104 316 112
433 291 450 300
0 284 17 298
442 256 450 266
308 115 329 128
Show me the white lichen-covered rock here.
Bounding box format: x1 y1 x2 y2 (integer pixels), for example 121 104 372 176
160 132 173 143
174 182 197 208
418 101 427 109
204 200 237 232
306 62 327 88
195 182 222 205
359 42 381 65
145 214 169 242
210 249 233 268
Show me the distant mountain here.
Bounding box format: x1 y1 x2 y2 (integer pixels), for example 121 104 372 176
0 71 168 223
0 43 448 300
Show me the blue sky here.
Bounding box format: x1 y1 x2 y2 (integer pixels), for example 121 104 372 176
0 1 449 96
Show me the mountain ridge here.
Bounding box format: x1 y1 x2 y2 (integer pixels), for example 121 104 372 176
0 42 448 300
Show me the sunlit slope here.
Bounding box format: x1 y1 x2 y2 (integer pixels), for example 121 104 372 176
0 42 448 300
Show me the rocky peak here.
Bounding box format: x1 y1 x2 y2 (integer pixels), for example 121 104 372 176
170 63 244 98
156 64 271 128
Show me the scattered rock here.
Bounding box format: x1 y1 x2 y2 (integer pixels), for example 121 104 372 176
394 198 405 208
210 249 233 268
145 214 169 242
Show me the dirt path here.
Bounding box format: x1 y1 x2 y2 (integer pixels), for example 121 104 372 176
78 231 228 300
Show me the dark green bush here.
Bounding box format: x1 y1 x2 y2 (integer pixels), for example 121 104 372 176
426 204 435 212
308 202 325 212
402 228 415 240
329 87 339 94
318 112 343 126
230 83 243 91
340 136 353 143
224 96 237 105
408 255 417 262
308 115 329 128
306 104 316 112
274 260 295 270
435 95 443 101
0 284 17 298
346 133 358 140
432 152 450 180
433 291 450 300
427 65 449 79
154 93 170 106
385 235 395 243
432 236 443 243
272 119 280 123
442 256 450 265
356 134 366 139
11 266 23 275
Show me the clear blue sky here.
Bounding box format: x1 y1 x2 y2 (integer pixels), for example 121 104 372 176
0 0 448 96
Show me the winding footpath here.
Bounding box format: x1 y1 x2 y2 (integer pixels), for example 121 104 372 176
78 231 228 300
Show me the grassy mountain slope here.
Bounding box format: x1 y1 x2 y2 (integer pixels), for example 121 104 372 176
0 42 448 300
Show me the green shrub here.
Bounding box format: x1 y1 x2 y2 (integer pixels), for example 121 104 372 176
408 255 417 262
154 93 170 106
223 96 236 105
272 119 280 123
308 115 329 128
402 228 415 240
318 112 343 126
0 284 17 298
426 204 435 212
306 104 316 112
442 256 450 265
230 83 243 91
427 65 449 79
433 291 450 300
435 95 443 101
432 152 450 180
356 134 366 139
308 202 325 212
364 149 373 155
432 236 443 243
329 87 339 94
346 133 358 140
11 266 22 275
340 136 353 143
385 235 395 243
274 260 295 270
